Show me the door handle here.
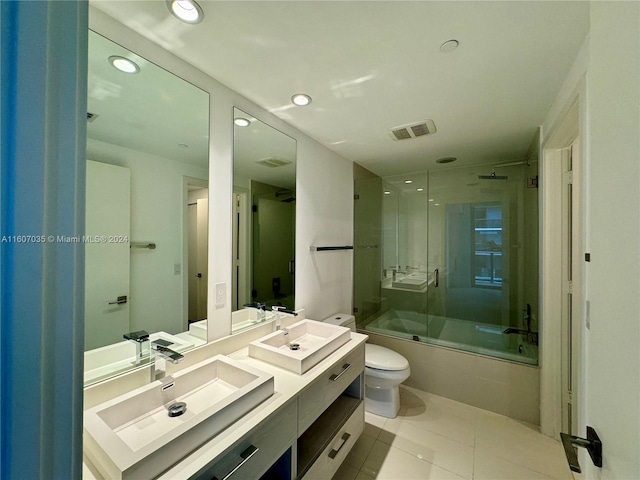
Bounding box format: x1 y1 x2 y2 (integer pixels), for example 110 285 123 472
108 295 127 305
434 268 439 288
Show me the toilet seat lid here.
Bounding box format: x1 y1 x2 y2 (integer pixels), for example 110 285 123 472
365 344 409 371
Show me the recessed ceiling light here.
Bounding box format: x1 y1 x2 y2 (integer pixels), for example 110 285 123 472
436 156 457 164
234 117 251 127
435 203 440 206
429 198 434 202
384 191 391 195
417 188 424 192
108 56 139 74
404 180 413 184
167 0 203 24
440 39 459 53
291 93 312 106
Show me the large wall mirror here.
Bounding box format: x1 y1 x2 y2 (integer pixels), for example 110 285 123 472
232 108 296 333
84 31 210 386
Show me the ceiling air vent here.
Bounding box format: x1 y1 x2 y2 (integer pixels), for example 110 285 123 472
255 157 292 168
389 119 437 141
87 112 99 123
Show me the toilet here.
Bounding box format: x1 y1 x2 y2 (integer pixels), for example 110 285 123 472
323 314 410 418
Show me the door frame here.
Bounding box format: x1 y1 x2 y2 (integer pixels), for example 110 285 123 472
540 78 587 438
232 187 251 311
183 176 209 329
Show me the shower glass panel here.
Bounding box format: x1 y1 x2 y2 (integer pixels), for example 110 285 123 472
354 163 539 366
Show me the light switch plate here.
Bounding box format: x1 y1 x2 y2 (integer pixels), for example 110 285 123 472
215 282 226 308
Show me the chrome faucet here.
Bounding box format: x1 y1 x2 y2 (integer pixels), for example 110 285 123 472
503 304 538 345
150 344 184 381
272 305 298 330
123 330 151 366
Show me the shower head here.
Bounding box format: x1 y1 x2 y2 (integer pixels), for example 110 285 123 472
478 170 508 180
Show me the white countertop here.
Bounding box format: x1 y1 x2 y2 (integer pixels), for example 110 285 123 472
83 331 368 479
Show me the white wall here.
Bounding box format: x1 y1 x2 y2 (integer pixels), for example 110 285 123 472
296 138 354 320
583 3 639 478
90 8 354 338
542 2 640 477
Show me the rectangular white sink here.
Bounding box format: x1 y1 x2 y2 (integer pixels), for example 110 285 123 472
84 355 274 480
392 277 428 290
248 319 351 374
392 272 431 290
188 319 207 340
232 308 275 333
84 331 195 385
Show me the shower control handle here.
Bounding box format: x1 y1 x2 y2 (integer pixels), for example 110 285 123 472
434 268 439 288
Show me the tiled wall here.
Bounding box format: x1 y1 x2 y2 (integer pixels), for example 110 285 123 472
365 331 540 425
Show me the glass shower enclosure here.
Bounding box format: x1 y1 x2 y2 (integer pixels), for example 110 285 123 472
354 163 539 365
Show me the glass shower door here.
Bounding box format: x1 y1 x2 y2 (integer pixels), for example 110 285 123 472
353 175 383 326
378 173 429 340
429 167 522 351
353 162 539 365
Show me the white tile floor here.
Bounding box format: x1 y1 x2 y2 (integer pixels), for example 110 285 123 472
332 386 575 480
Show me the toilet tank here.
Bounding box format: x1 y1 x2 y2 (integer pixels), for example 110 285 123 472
323 313 356 332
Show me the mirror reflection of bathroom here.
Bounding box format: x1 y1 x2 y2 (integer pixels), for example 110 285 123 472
232 108 297 333
186 180 208 325
84 30 210 386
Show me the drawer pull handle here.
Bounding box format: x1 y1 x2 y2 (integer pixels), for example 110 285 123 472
329 363 351 381
328 432 351 459
212 445 259 480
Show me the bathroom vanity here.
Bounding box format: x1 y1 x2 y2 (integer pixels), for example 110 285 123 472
83 324 367 480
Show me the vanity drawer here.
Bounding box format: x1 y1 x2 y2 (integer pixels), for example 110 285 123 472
194 401 297 480
298 344 364 434
301 402 364 480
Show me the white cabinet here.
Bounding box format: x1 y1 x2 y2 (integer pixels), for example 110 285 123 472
300 402 364 480
192 401 296 480
298 344 365 434
200 342 365 480
296 343 365 479
149 334 367 480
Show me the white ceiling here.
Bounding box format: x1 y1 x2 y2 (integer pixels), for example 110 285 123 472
90 1 590 177
233 108 297 189
87 30 209 167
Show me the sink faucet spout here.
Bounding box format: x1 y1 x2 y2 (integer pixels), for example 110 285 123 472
123 330 150 365
151 344 184 381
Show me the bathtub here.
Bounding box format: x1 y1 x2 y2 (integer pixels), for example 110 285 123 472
364 309 538 365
